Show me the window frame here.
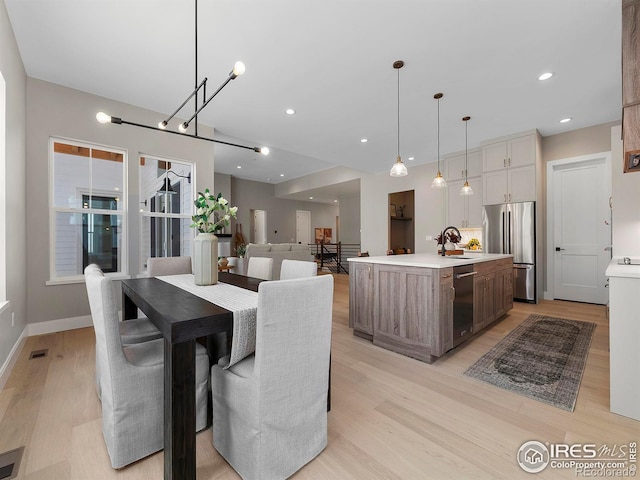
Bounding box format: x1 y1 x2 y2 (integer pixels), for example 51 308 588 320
138 153 195 273
48 137 128 284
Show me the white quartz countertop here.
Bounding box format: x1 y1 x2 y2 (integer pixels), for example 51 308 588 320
606 257 640 279
347 252 512 269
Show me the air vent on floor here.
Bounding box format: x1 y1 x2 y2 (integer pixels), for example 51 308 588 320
29 349 48 360
0 446 24 480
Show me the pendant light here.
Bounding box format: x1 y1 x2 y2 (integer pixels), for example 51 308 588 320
431 93 447 188
460 116 474 196
389 60 408 177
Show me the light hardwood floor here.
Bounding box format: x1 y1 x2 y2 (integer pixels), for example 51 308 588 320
1 273 638 479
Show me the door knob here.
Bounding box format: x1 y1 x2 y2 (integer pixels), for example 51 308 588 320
555 247 565 251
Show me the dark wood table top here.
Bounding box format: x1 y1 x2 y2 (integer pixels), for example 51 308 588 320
121 273 262 344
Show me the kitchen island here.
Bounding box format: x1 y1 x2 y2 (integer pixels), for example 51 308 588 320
348 253 513 363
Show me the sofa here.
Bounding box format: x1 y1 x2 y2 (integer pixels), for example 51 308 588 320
243 243 314 280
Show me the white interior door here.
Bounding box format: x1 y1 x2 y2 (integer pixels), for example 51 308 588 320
254 210 267 244
296 210 311 244
552 157 610 304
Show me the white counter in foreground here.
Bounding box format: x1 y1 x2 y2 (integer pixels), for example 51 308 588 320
347 252 513 269
606 257 640 421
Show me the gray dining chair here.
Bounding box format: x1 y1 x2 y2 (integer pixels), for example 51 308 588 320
85 265 162 399
84 265 209 469
211 275 334 479
246 256 274 280
147 256 192 276
279 259 317 280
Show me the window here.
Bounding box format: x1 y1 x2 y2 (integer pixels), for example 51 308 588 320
139 155 194 271
50 139 126 281
0 70 6 300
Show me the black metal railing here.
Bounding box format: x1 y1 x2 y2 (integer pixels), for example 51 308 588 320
313 242 361 274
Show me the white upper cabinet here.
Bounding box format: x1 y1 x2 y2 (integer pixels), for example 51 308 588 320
446 149 482 181
481 132 539 205
482 134 536 172
447 178 483 228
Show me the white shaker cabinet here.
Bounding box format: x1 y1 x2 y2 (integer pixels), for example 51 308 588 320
481 132 538 205
483 134 536 172
482 164 536 205
447 178 483 228
606 259 640 422
446 149 482 181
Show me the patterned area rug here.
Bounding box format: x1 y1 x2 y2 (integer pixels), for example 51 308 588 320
464 314 596 411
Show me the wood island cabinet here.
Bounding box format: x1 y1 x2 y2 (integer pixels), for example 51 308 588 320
473 258 513 333
349 262 374 338
349 256 513 363
372 265 453 361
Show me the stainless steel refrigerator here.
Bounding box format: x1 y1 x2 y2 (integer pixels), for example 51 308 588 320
482 201 536 303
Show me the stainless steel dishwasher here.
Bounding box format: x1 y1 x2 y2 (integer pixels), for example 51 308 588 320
453 265 477 347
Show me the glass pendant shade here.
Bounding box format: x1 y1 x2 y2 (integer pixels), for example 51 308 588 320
389 60 407 177
431 93 446 188
390 156 408 177
431 171 447 188
460 180 473 196
460 115 474 196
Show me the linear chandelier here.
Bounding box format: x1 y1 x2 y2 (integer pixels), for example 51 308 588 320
95 0 269 156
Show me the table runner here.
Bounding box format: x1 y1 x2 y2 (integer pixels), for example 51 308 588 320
157 274 258 368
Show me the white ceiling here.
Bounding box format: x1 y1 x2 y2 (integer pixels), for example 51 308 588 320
6 0 621 202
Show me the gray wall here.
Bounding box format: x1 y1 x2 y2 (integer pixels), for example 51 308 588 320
360 161 447 256
231 177 338 245
26 78 216 324
0 0 27 375
338 192 361 244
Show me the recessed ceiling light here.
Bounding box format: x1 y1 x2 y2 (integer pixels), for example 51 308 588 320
309 196 313 200
285 108 296 115
560 117 572 123
408 156 415 161
267 178 271 181
334 200 338 203
114 187 120 191
538 72 553 81
280 174 285 177
360 138 368 143
236 165 242 169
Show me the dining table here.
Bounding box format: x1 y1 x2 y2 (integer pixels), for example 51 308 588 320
121 272 262 480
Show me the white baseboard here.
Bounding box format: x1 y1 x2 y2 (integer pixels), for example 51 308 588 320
0 315 94 391
27 315 93 337
0 326 28 391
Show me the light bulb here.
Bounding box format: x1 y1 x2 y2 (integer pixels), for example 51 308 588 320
390 157 408 177
460 181 474 196
538 72 553 81
158 121 167 130
178 122 189 133
96 112 111 124
232 61 246 77
260 147 269 156
431 171 447 188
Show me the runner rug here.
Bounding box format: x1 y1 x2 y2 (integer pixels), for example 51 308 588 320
464 314 596 411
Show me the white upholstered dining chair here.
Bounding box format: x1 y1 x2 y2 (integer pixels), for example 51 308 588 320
211 274 334 479
84 265 210 468
147 256 192 276
85 265 162 399
246 256 274 280
279 259 317 280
